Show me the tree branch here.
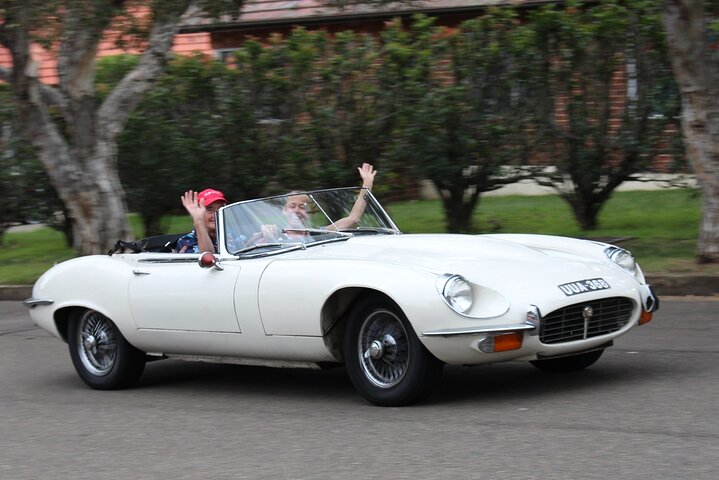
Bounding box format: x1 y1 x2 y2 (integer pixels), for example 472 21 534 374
57 0 127 98
98 1 194 139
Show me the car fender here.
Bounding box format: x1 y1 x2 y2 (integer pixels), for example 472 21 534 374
258 259 444 337
28 255 135 342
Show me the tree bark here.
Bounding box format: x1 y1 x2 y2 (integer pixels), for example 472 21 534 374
2 1 194 254
662 0 719 262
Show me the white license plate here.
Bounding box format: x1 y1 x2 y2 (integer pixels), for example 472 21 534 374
558 278 611 296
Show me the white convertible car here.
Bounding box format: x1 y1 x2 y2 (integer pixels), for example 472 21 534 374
24 187 658 406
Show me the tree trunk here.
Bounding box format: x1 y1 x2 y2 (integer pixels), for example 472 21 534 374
567 195 600 231
438 184 478 233
2 1 192 254
662 0 719 262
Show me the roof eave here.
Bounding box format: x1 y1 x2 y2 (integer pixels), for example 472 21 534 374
178 0 559 34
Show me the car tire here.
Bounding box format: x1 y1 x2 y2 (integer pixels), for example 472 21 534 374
529 349 604 373
343 296 444 406
67 309 146 390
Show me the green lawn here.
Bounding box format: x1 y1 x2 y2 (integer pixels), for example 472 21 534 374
1 188 714 285
388 188 709 274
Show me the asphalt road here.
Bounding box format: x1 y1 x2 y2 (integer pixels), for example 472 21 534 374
1 299 718 480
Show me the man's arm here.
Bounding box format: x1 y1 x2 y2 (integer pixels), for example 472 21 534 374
331 163 377 231
181 190 216 253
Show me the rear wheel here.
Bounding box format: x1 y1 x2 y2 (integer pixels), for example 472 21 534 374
343 296 443 406
530 349 604 373
68 309 145 389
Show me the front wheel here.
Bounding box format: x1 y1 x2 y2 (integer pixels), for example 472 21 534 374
530 349 604 373
67 309 146 389
343 296 444 406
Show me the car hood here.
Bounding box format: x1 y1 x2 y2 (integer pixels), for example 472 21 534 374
306 233 632 291
312 233 603 269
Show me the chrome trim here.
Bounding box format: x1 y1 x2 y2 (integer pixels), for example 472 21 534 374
642 284 660 312
526 304 542 336
539 297 634 344
138 257 202 264
22 298 54 308
536 340 613 360
422 322 535 337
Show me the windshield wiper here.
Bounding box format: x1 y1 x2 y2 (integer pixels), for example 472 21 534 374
282 228 351 237
338 227 399 235
233 242 303 256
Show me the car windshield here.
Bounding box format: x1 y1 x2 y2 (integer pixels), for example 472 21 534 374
221 187 400 255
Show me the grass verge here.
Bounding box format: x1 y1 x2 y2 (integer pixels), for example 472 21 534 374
1 188 715 285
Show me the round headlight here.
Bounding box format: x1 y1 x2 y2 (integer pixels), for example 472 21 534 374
606 247 637 276
440 275 473 314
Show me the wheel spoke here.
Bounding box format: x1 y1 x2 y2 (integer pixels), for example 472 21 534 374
358 309 410 388
77 311 118 376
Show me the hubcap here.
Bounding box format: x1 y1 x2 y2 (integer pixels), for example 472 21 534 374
77 311 117 376
358 309 409 388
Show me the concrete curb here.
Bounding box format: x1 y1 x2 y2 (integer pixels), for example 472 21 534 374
0 285 33 301
645 274 719 297
2 276 718 302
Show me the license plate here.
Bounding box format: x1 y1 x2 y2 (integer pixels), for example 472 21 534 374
558 278 611 296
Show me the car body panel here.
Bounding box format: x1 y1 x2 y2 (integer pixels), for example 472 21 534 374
25 188 657 372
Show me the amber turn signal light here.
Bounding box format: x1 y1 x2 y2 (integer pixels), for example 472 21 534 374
493 332 524 352
639 310 653 325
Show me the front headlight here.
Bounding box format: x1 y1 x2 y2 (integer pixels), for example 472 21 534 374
436 274 473 314
605 246 638 276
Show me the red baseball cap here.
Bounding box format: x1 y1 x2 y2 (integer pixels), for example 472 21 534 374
198 188 227 206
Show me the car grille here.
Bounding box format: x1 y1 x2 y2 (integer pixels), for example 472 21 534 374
539 297 635 345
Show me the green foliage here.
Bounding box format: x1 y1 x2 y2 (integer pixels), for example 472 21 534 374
298 30 389 190
224 29 325 195
116 54 230 236
380 12 538 232
387 188 704 274
66 6 682 239
95 54 141 100
1 189 708 285
525 0 683 230
0 227 76 284
0 86 67 244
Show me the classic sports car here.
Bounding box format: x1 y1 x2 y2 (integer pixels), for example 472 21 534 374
24 187 658 406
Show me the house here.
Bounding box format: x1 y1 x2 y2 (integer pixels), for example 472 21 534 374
180 0 553 61
0 1 551 83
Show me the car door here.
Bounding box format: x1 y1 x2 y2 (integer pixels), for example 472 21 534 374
128 254 242 332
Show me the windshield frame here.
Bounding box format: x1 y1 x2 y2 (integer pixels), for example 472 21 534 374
216 187 401 257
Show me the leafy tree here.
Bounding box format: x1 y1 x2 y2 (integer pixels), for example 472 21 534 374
527 0 681 230
115 54 228 236
222 30 324 195
299 30 390 190
0 0 244 255
662 0 719 262
380 14 536 232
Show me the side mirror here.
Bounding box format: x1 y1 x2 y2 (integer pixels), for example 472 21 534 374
198 252 224 271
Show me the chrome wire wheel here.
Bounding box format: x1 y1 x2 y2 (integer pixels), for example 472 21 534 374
76 310 117 376
357 308 410 388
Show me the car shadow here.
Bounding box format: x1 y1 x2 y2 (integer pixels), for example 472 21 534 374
138 359 356 402
132 350 669 406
